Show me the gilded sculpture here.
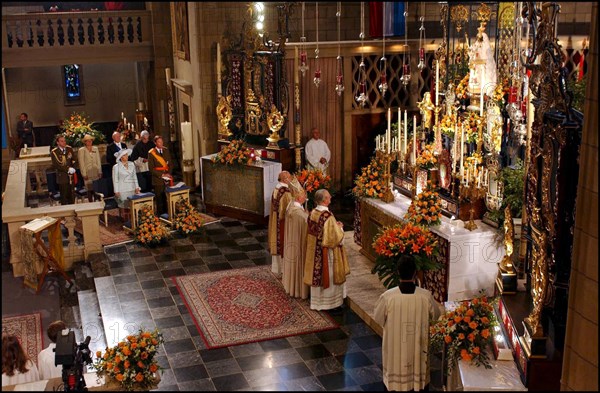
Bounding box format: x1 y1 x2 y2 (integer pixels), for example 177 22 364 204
216 95 233 139
417 92 435 130
499 206 515 274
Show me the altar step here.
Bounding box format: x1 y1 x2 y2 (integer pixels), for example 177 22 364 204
76 288 107 356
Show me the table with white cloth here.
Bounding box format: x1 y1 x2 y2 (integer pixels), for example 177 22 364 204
447 354 528 391
200 154 281 224
359 194 505 302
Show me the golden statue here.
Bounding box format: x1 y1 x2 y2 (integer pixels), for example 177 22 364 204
216 95 233 138
417 92 435 130
499 206 515 273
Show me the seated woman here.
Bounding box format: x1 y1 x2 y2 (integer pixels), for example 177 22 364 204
112 149 140 220
2 334 40 387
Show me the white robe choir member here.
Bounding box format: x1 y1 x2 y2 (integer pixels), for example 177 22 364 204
268 172 293 275
305 128 331 175
304 193 350 310
282 198 310 299
1 360 39 387
374 286 442 391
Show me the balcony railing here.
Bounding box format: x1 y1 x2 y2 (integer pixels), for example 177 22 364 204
2 10 154 67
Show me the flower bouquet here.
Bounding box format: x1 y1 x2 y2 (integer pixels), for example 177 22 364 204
59 112 105 147
430 292 498 374
211 139 259 166
134 204 170 246
295 168 331 209
439 114 456 138
463 111 482 144
455 73 469 100
94 328 164 391
371 222 440 289
172 199 205 235
416 143 437 170
405 181 443 227
352 156 386 199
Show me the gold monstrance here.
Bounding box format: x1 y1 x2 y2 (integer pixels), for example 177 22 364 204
266 104 285 149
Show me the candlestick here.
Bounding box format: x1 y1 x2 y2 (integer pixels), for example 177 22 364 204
403 111 408 155
435 60 440 106
121 112 124 120
412 115 417 165
144 117 148 126
397 108 401 153
387 108 391 153
460 124 465 177
217 43 222 96
181 121 193 161
123 117 127 126
466 166 470 187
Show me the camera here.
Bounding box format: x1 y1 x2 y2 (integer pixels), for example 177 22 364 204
54 330 93 392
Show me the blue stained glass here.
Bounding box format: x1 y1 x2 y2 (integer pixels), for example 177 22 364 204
64 64 81 99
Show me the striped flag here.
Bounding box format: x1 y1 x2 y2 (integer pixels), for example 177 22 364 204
369 2 405 38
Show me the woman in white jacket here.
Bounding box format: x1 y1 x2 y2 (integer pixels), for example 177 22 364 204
112 149 140 219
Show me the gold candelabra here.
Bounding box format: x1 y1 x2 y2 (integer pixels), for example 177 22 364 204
375 149 398 203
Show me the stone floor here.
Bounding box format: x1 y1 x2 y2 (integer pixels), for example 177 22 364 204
1 191 444 391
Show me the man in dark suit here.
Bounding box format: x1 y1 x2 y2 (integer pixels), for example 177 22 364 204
16 112 35 148
51 135 77 205
106 131 128 167
147 135 172 216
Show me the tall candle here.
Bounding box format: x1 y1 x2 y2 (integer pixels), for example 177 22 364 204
216 43 222 96
180 121 193 160
480 68 485 116
412 115 417 164
435 60 440 106
387 108 391 153
121 112 124 120
460 124 465 177
404 110 408 155
397 108 401 152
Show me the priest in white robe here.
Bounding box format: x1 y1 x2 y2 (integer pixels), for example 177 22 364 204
268 171 293 276
374 255 443 391
304 189 350 310
305 127 331 175
282 187 310 299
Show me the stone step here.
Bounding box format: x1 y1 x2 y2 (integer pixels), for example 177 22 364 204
76 288 107 356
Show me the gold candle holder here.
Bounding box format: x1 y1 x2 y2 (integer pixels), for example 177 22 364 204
464 207 478 231
376 149 398 203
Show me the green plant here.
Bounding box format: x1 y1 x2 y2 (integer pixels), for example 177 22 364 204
487 159 525 226
567 76 586 113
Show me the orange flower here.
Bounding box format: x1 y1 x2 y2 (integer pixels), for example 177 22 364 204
444 335 452 344
468 333 475 342
458 333 465 340
140 351 149 359
481 329 490 339
135 373 144 382
469 321 478 330
116 373 124 382
149 364 158 373
137 361 145 369
124 360 130 369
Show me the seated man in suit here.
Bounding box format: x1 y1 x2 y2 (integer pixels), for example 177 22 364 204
106 131 128 167
147 135 173 216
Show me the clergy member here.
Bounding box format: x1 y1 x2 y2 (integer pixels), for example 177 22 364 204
268 171 293 276
374 254 443 392
282 186 310 299
304 189 350 310
305 127 331 175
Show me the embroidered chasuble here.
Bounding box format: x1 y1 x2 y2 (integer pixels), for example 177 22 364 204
268 185 292 257
282 202 310 299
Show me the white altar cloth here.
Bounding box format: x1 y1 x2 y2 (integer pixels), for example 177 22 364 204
363 194 504 301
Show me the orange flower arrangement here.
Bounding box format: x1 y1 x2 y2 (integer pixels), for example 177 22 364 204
462 111 482 144
430 292 498 374
94 329 164 391
352 156 386 199
416 143 437 169
405 181 443 226
59 111 105 147
134 204 170 246
439 114 456 138
173 199 204 235
295 168 331 194
371 222 440 288
455 73 469 100
211 139 259 166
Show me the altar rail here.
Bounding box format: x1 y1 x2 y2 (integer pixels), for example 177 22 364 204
2 159 103 277
1 11 153 67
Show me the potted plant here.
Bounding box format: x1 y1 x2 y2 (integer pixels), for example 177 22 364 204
486 159 525 237
371 222 441 289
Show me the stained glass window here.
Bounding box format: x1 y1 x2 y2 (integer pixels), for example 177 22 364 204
63 64 81 100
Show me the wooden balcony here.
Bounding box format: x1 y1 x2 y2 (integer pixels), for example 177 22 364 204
2 10 154 68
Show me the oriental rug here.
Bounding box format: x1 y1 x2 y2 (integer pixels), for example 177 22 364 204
173 266 338 349
1 312 43 366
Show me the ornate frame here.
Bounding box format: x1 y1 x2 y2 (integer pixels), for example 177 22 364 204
171 2 190 61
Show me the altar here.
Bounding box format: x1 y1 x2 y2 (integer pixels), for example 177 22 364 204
358 194 504 302
200 153 281 224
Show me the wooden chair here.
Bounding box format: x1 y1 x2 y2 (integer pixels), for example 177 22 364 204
45 171 62 206
92 178 120 227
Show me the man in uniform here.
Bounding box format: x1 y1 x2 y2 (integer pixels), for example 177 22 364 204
51 135 77 205
282 186 310 299
268 171 293 276
304 189 350 310
147 135 172 216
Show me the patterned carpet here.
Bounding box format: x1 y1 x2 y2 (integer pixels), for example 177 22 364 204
2 312 43 366
173 266 339 349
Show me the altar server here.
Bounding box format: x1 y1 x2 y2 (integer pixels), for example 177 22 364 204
38 320 67 380
305 127 331 175
282 186 310 299
268 171 293 276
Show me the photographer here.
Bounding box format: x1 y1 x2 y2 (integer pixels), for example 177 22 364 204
38 320 67 380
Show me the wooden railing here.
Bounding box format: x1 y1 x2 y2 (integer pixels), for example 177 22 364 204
2 158 104 278
1 10 154 67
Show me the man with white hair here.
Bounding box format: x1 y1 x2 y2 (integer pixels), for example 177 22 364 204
304 189 350 310
268 171 293 276
106 131 127 167
130 130 155 192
